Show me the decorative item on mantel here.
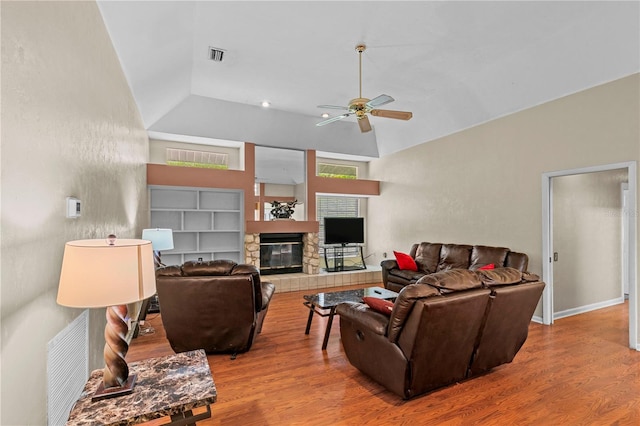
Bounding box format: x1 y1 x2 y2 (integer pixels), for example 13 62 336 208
270 200 298 220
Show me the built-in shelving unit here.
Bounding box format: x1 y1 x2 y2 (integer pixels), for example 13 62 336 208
149 185 244 266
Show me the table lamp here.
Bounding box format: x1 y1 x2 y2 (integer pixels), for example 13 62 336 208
57 235 156 401
141 228 174 268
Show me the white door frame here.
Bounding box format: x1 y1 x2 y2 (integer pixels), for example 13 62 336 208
622 183 630 296
541 161 638 350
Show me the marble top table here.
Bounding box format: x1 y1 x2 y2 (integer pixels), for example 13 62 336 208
303 287 398 350
67 349 217 426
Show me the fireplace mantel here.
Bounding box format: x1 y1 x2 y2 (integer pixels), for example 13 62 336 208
246 221 319 234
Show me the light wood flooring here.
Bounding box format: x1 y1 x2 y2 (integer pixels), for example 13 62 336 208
127 283 640 425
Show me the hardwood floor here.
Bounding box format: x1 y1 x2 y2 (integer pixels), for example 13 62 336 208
127 284 640 425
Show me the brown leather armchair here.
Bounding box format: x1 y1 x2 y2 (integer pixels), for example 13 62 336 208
156 260 275 354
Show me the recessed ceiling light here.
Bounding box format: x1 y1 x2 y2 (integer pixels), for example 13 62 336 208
321 113 329 118
261 101 270 107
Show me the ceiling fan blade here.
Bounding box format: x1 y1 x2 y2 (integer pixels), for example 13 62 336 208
366 94 394 109
358 116 372 133
316 113 352 127
371 109 413 120
317 105 349 110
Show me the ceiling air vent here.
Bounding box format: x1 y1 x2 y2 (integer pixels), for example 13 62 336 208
208 47 225 62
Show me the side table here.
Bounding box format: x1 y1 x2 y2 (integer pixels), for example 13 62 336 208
66 349 217 426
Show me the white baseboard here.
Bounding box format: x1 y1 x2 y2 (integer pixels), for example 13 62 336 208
553 297 625 320
531 315 543 324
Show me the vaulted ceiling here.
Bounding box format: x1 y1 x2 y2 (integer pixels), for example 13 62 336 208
97 1 639 161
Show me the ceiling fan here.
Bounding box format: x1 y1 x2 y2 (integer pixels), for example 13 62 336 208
316 44 413 133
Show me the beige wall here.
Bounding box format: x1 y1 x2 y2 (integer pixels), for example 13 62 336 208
367 74 639 321
1 2 149 424
553 169 628 313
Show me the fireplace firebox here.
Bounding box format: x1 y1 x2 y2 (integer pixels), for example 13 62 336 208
260 233 303 275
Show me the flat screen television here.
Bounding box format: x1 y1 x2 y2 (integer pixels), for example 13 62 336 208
324 217 364 245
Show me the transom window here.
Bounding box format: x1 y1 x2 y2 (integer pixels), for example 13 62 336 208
317 163 357 179
166 148 229 170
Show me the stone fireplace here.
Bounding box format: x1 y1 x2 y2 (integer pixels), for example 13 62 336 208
245 232 319 275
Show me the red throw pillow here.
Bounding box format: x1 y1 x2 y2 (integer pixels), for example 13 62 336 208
363 297 394 316
394 251 418 271
479 263 495 270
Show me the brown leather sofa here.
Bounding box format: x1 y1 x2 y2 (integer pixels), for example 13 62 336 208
336 267 544 399
155 260 275 354
381 242 530 292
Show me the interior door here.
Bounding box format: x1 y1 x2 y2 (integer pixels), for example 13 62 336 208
551 170 627 319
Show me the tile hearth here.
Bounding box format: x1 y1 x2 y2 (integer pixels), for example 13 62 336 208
266 265 382 293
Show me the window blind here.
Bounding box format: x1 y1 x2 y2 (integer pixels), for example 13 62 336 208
317 196 360 244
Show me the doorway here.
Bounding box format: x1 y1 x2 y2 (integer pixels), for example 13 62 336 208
542 161 637 350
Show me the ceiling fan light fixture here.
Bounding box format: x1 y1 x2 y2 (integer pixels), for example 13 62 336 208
315 43 413 133
321 113 329 118
261 101 270 108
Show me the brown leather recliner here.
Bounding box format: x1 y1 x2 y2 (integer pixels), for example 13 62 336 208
336 268 545 399
156 260 275 354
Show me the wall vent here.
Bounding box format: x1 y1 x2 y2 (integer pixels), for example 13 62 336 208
47 310 89 426
208 47 225 62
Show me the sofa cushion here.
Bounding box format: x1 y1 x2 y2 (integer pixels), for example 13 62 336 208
470 245 509 270
156 265 183 277
388 269 425 282
417 269 483 293
477 267 523 286
414 242 442 273
388 284 441 342
505 251 529 271
394 251 418 271
182 259 236 276
363 297 394 316
436 244 472 272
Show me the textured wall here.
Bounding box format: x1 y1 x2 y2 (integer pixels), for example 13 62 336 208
1 2 148 424
367 74 639 320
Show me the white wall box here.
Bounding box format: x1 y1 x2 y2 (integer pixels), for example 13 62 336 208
149 186 244 265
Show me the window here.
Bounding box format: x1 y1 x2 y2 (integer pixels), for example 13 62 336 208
166 148 229 170
317 163 357 179
317 196 360 244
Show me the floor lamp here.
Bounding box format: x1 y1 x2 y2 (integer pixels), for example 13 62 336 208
57 236 156 401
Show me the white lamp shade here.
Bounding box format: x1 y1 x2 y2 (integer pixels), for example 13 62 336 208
141 228 174 251
57 239 156 308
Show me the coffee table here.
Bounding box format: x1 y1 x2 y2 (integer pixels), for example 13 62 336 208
303 286 398 350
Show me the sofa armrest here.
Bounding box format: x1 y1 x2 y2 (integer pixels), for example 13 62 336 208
380 259 399 271
260 281 275 311
336 302 389 336
380 259 399 289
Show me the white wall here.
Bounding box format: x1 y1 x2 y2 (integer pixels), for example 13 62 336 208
552 169 628 314
367 74 639 322
1 2 149 424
